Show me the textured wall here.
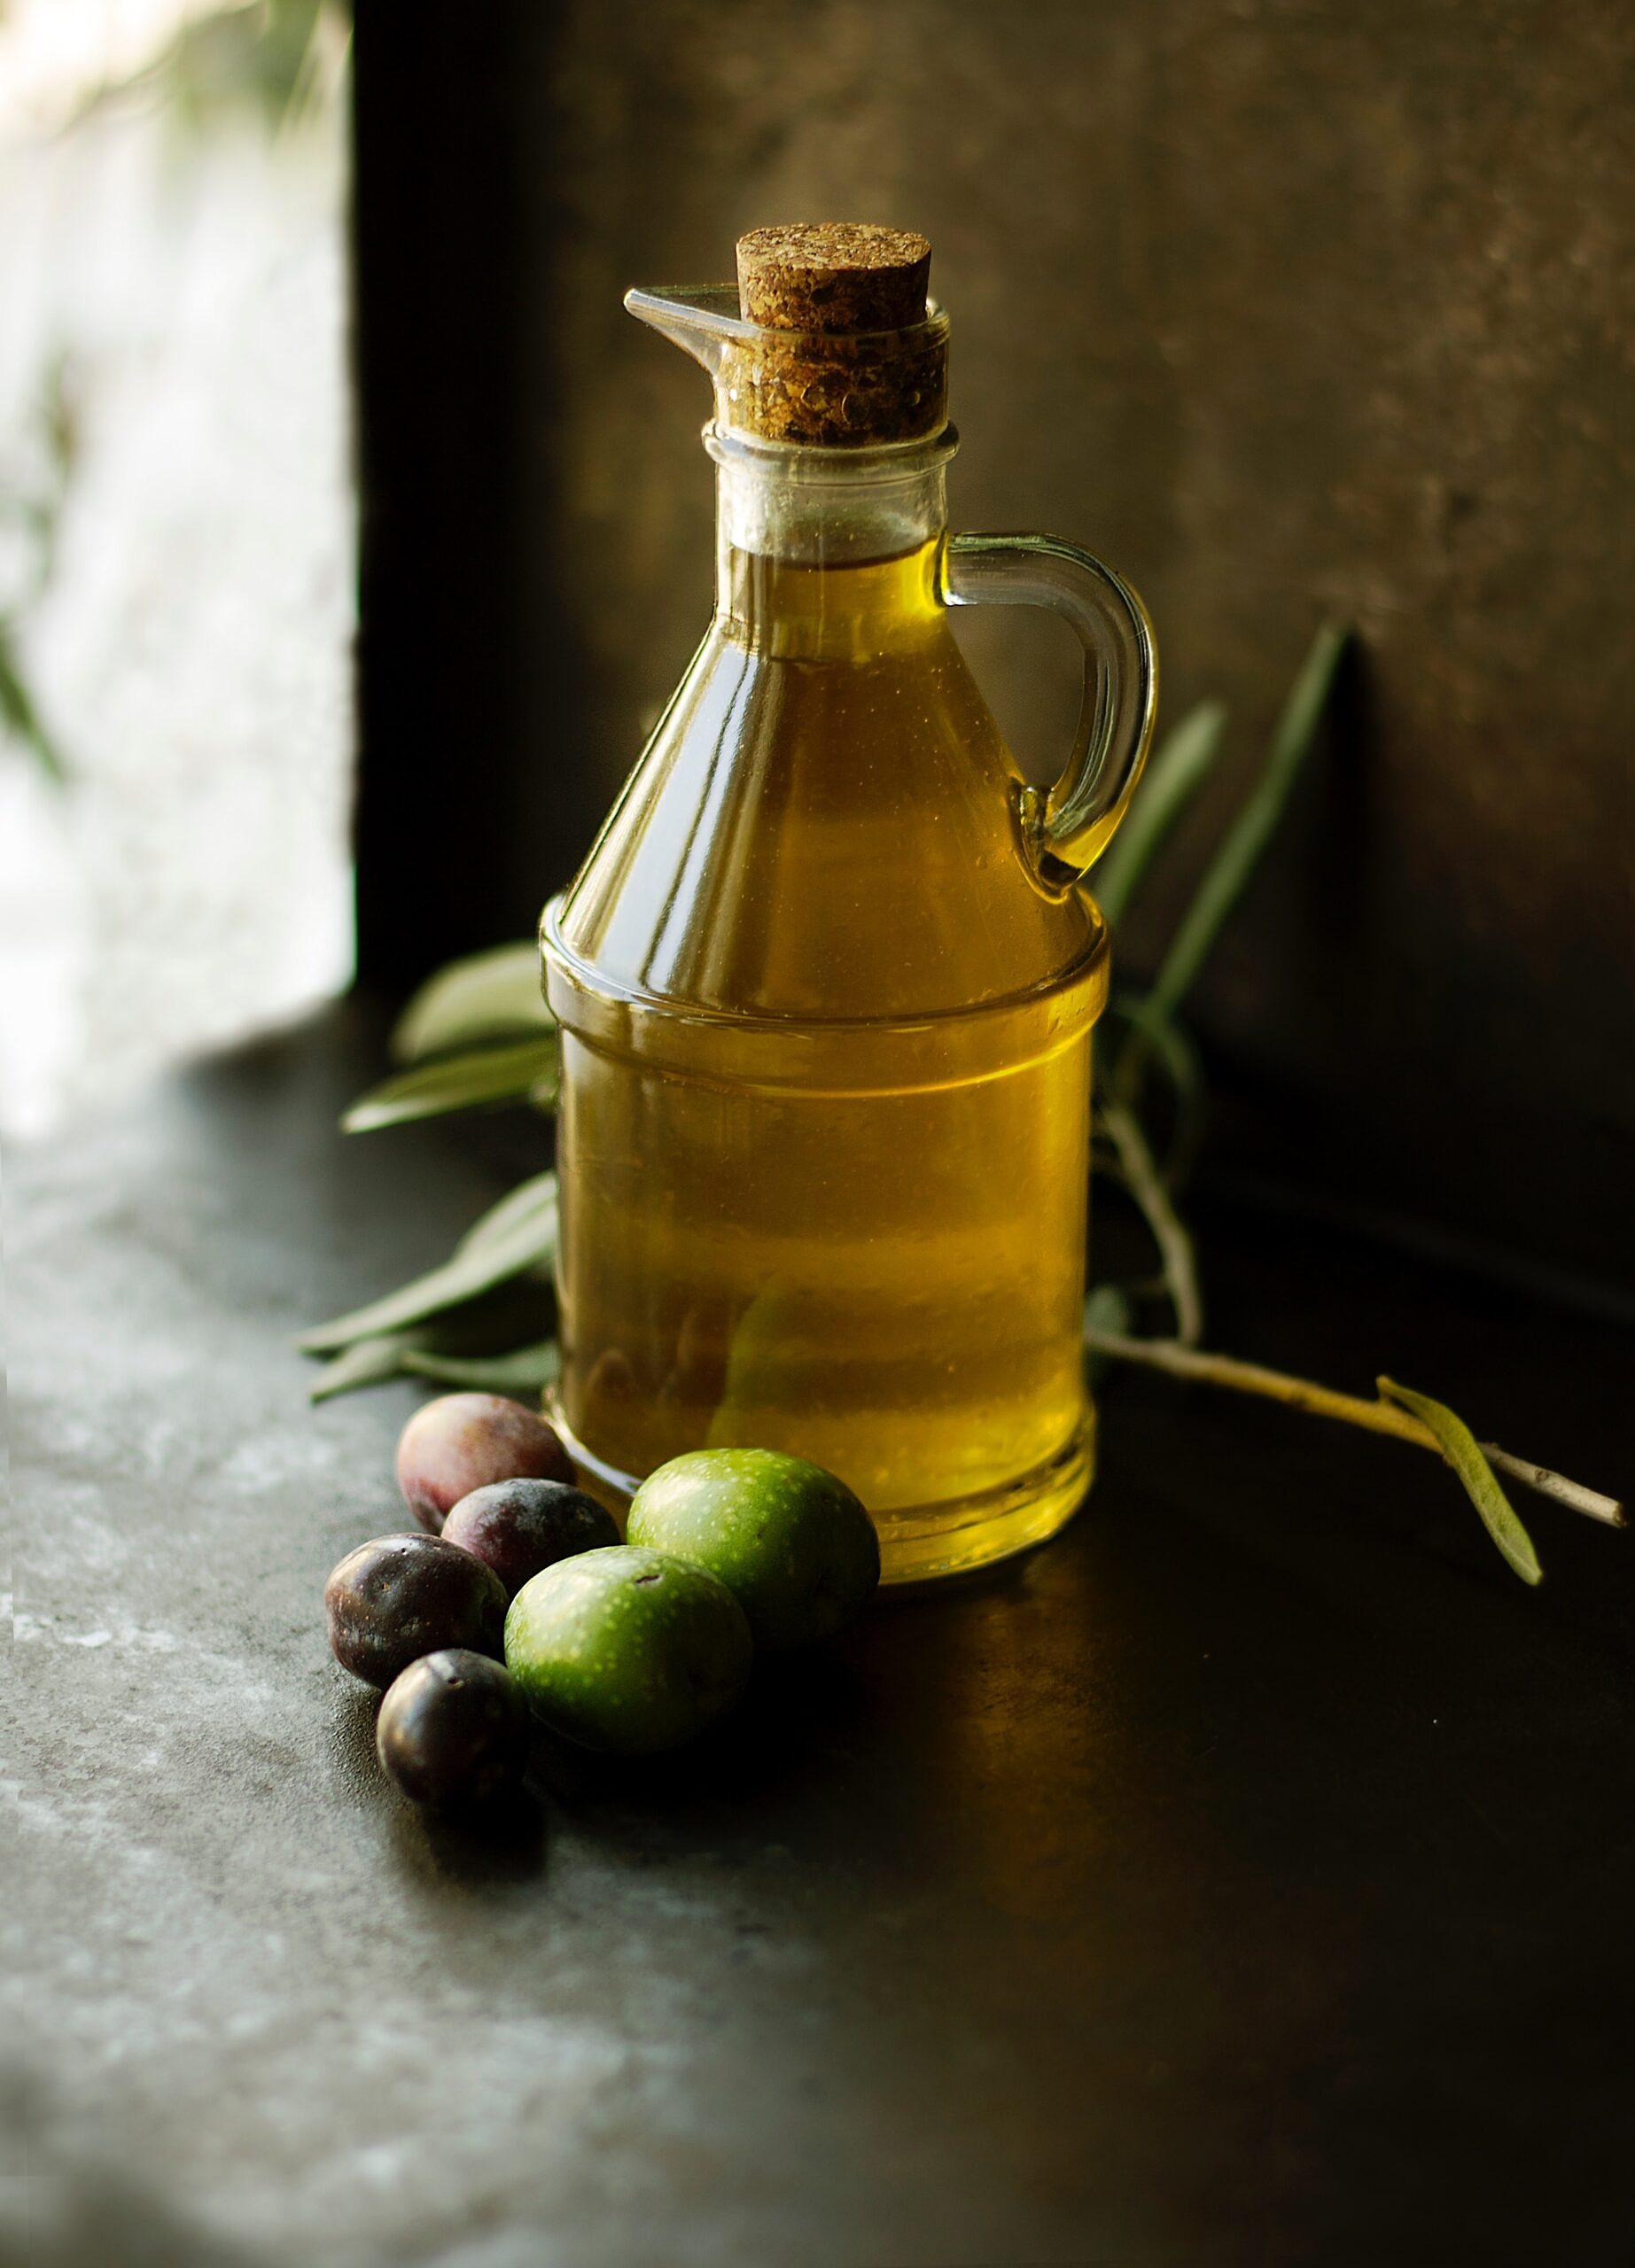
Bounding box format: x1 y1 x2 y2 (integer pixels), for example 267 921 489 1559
357 0 1632 1288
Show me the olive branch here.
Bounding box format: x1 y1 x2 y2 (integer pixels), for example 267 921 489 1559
300 625 1623 1581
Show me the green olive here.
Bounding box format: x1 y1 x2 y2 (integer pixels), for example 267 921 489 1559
627 1449 879 1651
504 1547 751 1754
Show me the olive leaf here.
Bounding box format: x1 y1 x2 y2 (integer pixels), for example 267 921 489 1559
308 1329 435 1402
341 1037 558 1133
305 1271 557 1401
389 941 554 1065
1083 1283 1134 1388
1106 991 1207 1178
1141 622 1348 1027
401 1340 562 1395
1378 1378 1544 1586
297 1197 558 1354
1098 622 1347 1290
454 1171 557 1257
1093 698 1227 927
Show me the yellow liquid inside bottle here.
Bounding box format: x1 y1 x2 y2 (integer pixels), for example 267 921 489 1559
544 536 1108 1582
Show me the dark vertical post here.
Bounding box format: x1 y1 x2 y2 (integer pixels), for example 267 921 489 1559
351 0 559 997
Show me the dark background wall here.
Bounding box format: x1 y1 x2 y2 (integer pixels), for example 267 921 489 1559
354 0 1632 1294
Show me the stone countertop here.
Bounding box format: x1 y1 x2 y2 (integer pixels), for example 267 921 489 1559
8 1006 1633 2268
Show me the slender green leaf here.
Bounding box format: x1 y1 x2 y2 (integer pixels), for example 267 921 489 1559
1139 1006 1203 1115
0 624 66 782
455 1172 557 1258
301 1184 557 1380
1094 700 1227 926
1378 1376 1544 1586
341 1037 558 1133
1109 991 1202 1098
297 1202 558 1353
304 1277 557 1398
390 942 554 1064
1083 1283 1134 1388
1145 624 1349 1025
308 1329 431 1402
401 1340 562 1395
1106 990 1208 1177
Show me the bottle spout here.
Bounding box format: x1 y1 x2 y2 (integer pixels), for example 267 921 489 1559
623 284 749 386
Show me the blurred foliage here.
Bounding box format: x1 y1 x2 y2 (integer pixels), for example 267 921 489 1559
0 355 76 781
82 0 351 135
0 2 352 784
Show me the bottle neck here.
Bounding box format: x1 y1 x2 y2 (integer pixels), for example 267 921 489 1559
709 425 955 655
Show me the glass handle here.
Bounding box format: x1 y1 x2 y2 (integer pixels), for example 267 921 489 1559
943 532 1158 889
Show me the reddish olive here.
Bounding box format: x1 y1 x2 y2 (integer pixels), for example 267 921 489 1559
394 1393 573 1533
441 1478 619 1597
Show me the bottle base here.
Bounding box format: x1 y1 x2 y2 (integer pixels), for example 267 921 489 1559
546 1401 1094 1588
871 1411 1094 1584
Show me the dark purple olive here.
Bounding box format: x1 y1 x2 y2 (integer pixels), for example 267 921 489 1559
324 1534 508 1688
395 1393 574 1533
440 1478 619 1597
375 1650 531 1806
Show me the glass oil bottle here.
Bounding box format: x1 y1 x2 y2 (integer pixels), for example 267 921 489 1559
542 224 1156 1582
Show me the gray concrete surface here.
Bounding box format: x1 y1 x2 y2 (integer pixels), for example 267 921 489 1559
6 1008 1634 2264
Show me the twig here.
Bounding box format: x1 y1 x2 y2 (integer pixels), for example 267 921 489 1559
1474 1448 1623 1528
1097 1099 1204 1346
1083 1328 1624 1528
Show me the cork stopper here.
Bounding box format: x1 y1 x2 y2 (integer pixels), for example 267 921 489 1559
723 221 946 447
736 223 932 334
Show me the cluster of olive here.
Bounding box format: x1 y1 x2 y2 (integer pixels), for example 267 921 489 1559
324 1393 880 1808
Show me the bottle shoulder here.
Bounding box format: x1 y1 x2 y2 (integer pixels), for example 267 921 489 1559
554 617 1102 1023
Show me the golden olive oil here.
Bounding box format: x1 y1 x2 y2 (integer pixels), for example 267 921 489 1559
545 539 1108 1582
